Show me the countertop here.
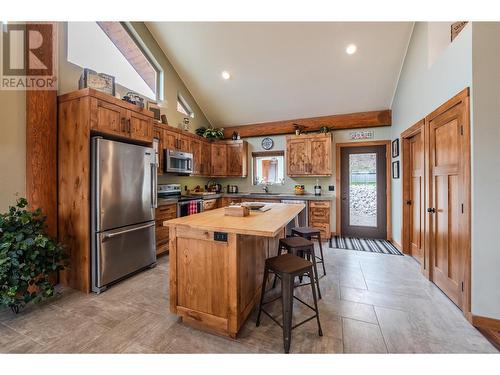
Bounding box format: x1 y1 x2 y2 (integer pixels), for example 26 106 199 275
157 192 334 206
164 203 304 237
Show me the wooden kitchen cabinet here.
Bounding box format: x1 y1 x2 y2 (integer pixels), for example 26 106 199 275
308 200 331 239
164 129 191 153
57 88 155 293
203 198 219 211
211 143 227 176
89 97 153 143
156 203 177 255
286 133 332 176
200 141 212 176
220 197 242 207
226 140 248 177
190 137 202 175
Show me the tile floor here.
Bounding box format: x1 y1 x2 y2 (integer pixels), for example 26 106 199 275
0 246 497 354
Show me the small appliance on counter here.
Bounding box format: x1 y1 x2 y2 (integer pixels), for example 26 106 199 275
314 179 322 196
158 183 204 217
207 180 222 193
227 185 239 193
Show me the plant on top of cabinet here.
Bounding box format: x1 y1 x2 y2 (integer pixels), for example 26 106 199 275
0 198 67 314
286 133 332 176
202 126 225 141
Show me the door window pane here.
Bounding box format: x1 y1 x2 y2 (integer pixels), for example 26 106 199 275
349 153 377 227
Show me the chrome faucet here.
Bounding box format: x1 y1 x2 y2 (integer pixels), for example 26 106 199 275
262 184 269 193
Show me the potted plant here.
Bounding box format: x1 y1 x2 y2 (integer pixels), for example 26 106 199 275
202 126 225 141
195 127 206 137
0 198 67 314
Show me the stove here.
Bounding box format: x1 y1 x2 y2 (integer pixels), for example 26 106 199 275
158 184 204 216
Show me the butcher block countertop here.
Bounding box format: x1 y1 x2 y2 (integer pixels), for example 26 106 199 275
164 203 304 237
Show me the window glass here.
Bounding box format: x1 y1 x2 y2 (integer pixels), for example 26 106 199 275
67 22 159 100
253 152 285 185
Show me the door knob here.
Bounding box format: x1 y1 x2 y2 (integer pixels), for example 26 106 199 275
406 200 412 205
427 207 436 213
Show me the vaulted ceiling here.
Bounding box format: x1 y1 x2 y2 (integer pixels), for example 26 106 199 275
146 22 413 127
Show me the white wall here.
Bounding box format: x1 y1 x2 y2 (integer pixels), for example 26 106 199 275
390 22 472 246
471 22 500 319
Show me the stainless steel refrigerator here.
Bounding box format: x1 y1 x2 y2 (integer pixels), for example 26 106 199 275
91 137 157 293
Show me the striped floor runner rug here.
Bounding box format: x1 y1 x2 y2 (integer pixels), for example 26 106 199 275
332 235 403 256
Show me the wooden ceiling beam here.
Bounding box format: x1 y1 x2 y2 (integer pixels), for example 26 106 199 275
222 109 391 139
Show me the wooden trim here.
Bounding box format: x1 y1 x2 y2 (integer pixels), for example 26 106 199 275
223 110 391 139
400 120 425 266
472 315 500 331
251 150 284 158
391 239 403 252
335 140 392 240
58 88 153 118
426 88 469 122
26 90 58 238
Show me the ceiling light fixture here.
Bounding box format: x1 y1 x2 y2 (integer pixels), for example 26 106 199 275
346 44 357 55
221 71 231 80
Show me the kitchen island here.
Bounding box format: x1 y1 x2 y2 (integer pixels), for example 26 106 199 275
165 203 304 337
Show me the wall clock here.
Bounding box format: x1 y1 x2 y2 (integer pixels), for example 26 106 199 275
261 137 274 150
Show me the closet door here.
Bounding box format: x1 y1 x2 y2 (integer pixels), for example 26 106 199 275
428 99 469 309
408 131 425 264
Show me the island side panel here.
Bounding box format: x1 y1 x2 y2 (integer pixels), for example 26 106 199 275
168 226 178 314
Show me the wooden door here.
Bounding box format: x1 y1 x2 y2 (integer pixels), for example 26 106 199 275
340 145 387 239
211 143 227 176
310 136 331 175
164 129 178 150
428 102 468 308
226 142 244 176
201 141 211 176
128 111 153 142
190 138 202 175
287 138 309 175
408 132 425 263
90 99 127 137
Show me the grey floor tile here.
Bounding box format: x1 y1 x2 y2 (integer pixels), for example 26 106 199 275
342 318 387 354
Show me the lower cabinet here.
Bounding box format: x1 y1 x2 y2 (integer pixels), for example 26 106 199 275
308 200 331 239
220 197 242 207
155 203 177 255
203 198 219 211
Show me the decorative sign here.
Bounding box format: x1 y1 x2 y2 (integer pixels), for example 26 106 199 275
261 137 274 150
451 22 468 42
349 130 374 140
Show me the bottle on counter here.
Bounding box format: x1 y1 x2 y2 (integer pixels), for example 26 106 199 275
314 179 322 196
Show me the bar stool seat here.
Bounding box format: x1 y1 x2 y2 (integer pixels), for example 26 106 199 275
256 253 323 353
292 226 327 277
276 236 321 299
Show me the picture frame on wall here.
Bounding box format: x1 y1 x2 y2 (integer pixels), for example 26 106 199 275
392 160 400 179
392 138 400 158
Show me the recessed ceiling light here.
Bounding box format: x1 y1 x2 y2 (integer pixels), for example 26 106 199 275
346 44 357 55
221 71 231 80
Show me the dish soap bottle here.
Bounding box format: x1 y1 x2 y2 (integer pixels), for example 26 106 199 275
314 179 322 196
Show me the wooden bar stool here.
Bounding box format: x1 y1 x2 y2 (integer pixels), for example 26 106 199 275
291 227 327 277
256 253 323 353
274 236 322 299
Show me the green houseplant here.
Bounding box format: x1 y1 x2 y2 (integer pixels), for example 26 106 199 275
195 127 207 137
0 198 67 314
202 126 225 141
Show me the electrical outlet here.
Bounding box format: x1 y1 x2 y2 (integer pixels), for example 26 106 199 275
214 232 228 242
328 185 335 191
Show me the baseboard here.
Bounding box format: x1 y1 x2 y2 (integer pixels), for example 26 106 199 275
472 315 500 331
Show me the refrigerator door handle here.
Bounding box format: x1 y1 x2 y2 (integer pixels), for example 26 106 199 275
151 162 158 208
103 222 155 240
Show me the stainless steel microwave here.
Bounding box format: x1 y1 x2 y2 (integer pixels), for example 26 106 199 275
164 149 193 175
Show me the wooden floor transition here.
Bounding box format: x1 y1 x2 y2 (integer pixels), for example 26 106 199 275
0 246 496 353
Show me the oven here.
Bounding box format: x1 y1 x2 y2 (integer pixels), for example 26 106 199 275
164 149 193 175
177 199 204 217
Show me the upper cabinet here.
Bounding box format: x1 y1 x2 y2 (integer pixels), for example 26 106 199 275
226 140 248 177
87 93 153 143
210 140 248 177
286 133 332 176
164 129 191 153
